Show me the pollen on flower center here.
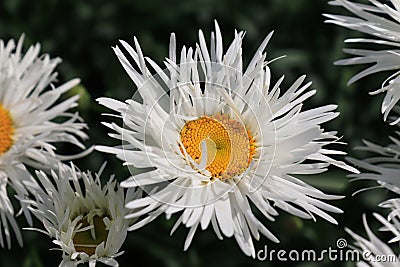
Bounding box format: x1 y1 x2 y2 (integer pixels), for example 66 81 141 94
73 215 109 256
0 104 14 155
180 114 256 179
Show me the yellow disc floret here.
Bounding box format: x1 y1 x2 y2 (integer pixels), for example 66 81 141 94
180 114 256 179
0 104 14 155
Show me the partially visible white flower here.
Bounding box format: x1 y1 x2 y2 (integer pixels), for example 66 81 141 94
347 136 400 190
346 214 399 267
379 198 400 242
0 35 90 248
97 21 358 257
347 137 400 265
325 0 400 123
23 163 139 267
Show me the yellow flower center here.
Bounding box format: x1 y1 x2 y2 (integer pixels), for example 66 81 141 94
180 114 256 179
73 215 109 256
0 104 14 155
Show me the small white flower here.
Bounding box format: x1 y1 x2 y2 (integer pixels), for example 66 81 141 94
325 0 400 123
0 35 89 248
346 214 399 267
347 137 400 191
97 21 358 257
347 138 400 264
379 198 400 242
24 163 139 267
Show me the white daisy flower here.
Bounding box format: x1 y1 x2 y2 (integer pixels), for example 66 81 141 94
0 35 89 248
346 214 399 267
379 198 400 241
97 21 358 257
347 137 400 190
23 163 139 267
347 138 400 264
325 0 400 123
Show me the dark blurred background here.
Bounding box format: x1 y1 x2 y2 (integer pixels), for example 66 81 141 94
0 0 396 266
